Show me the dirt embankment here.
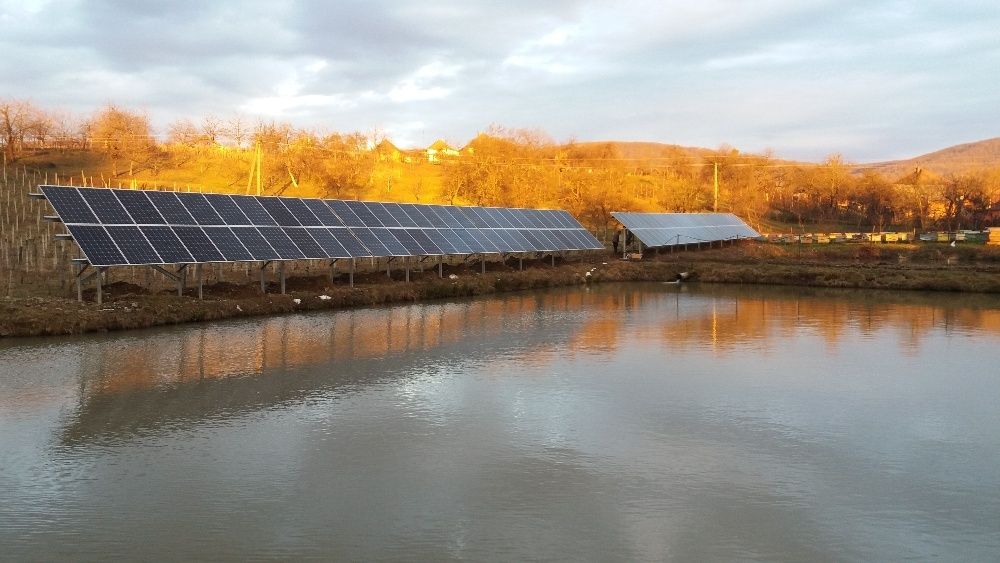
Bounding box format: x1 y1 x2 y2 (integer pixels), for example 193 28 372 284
3 243 1000 338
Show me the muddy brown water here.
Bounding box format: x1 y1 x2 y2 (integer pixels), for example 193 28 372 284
2 283 999 560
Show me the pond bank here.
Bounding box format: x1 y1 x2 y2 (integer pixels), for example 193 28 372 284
4 244 1000 337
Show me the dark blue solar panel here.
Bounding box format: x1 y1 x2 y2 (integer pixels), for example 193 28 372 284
496 208 526 228
176 193 224 225
172 226 224 262
328 228 371 257
400 204 434 228
204 194 250 225
140 226 194 263
257 227 305 259
146 191 197 225
454 229 481 253
431 206 463 228
519 230 544 251
231 227 280 260
67 225 127 266
345 201 381 226
106 225 161 264
349 227 389 256
79 188 133 224
441 229 472 254
423 229 457 255
383 203 416 227
113 189 163 224
472 207 503 228
231 195 278 226
203 227 253 261
487 208 516 228
368 203 401 227
258 198 300 226
405 228 443 255
495 230 522 252
372 228 409 256
306 228 351 258
281 198 323 226
302 199 344 226
41 186 98 224
282 227 326 259
462 207 491 228
445 206 478 229
489 230 515 253
422 206 451 228
326 200 364 227
506 229 533 251
392 229 426 255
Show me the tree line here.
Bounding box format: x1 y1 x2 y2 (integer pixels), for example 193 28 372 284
3 99 999 232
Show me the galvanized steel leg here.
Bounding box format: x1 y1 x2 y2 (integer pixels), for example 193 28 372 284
96 269 103 306
438 256 443 278
279 262 286 294
519 256 523 271
481 256 486 274
349 258 355 288
259 262 267 294
405 257 410 283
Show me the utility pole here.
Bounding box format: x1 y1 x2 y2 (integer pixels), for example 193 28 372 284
713 162 719 212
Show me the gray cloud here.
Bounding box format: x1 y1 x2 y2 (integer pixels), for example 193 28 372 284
1 0 997 160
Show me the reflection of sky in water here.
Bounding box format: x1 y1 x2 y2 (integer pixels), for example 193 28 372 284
1 283 999 560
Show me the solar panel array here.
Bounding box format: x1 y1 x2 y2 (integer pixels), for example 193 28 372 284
611 212 760 248
40 186 603 267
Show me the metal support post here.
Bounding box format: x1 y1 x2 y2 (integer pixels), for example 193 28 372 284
96 268 104 306
481 256 486 274
349 258 355 288
177 264 187 296
330 259 338 284
519 256 523 271
196 263 203 300
438 255 443 278
259 261 270 293
279 261 286 294
75 263 89 302
551 254 556 267
405 257 410 283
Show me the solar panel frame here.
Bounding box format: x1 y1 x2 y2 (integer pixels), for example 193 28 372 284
400 204 435 228
325 200 364 227
406 228 443 255
368 202 402 227
371 228 410 256
328 227 372 257
388 228 426 255
306 227 352 259
349 227 391 256
345 200 382 227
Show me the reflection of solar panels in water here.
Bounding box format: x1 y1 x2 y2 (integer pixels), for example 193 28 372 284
39 185 603 268
611 212 760 248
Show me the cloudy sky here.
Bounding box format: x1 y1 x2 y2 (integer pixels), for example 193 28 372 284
1 0 997 161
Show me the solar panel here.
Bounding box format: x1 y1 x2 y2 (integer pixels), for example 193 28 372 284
114 190 164 224
66 225 125 266
146 191 198 225
612 212 759 248
41 186 601 270
106 225 161 264
80 188 132 224
141 226 194 263
177 193 225 225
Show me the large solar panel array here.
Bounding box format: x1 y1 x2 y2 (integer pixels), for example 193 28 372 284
611 212 760 247
40 186 603 267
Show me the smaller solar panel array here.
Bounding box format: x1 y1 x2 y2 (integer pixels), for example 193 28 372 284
41 186 603 267
611 212 760 248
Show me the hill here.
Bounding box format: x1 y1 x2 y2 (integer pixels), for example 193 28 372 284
860 137 1000 178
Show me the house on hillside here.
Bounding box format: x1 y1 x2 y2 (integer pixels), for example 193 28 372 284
426 139 459 163
374 139 402 162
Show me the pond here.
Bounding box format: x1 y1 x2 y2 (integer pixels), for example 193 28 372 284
2 283 999 560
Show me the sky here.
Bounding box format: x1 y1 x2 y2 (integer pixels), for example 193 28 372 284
0 0 998 162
